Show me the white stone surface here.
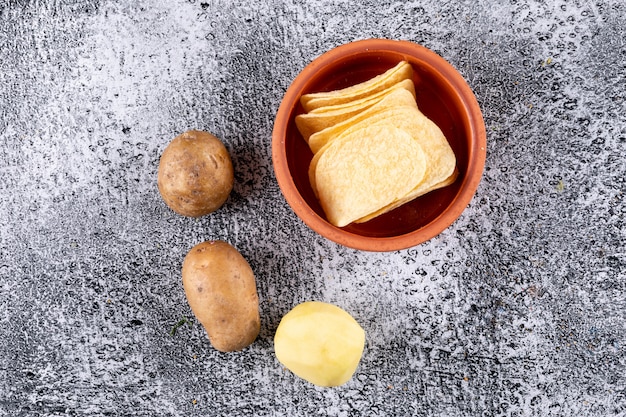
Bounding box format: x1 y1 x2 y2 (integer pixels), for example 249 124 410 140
0 1 625 415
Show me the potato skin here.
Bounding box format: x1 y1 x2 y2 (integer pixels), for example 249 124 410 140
158 130 234 217
182 241 260 352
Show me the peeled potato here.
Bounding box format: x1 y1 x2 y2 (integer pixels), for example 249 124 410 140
158 130 233 217
274 301 365 387
182 241 260 352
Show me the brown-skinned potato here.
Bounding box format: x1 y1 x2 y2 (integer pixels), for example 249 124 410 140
182 240 260 352
158 130 233 217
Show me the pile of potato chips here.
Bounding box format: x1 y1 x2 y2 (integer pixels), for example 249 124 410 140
296 61 457 228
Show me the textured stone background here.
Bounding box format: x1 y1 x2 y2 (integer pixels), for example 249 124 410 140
1 0 625 416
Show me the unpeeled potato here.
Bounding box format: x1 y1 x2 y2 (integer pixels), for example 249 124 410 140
158 130 233 217
182 240 260 352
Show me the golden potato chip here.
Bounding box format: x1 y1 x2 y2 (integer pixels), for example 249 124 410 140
355 168 459 223
298 60 458 226
377 108 456 201
365 106 456 189
295 79 416 142
311 103 455 195
307 88 419 154
309 79 415 115
300 61 413 112
314 123 427 227
308 108 456 220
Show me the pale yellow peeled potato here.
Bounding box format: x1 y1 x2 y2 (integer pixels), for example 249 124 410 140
274 301 365 387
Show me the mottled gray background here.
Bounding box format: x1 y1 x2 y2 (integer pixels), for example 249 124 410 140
1 0 625 416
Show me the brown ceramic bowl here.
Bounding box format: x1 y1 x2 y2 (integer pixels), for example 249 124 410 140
272 39 486 252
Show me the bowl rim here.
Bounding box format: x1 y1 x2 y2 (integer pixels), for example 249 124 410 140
272 38 486 252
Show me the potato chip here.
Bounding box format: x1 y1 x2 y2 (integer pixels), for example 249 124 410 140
309 79 415 115
298 60 458 227
308 103 454 200
307 88 418 154
355 168 459 223
356 106 456 196
294 79 416 142
300 61 413 112
314 123 427 227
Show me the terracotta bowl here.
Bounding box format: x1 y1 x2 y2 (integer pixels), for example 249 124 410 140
272 39 486 252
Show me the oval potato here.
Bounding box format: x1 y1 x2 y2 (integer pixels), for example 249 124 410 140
182 241 260 352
